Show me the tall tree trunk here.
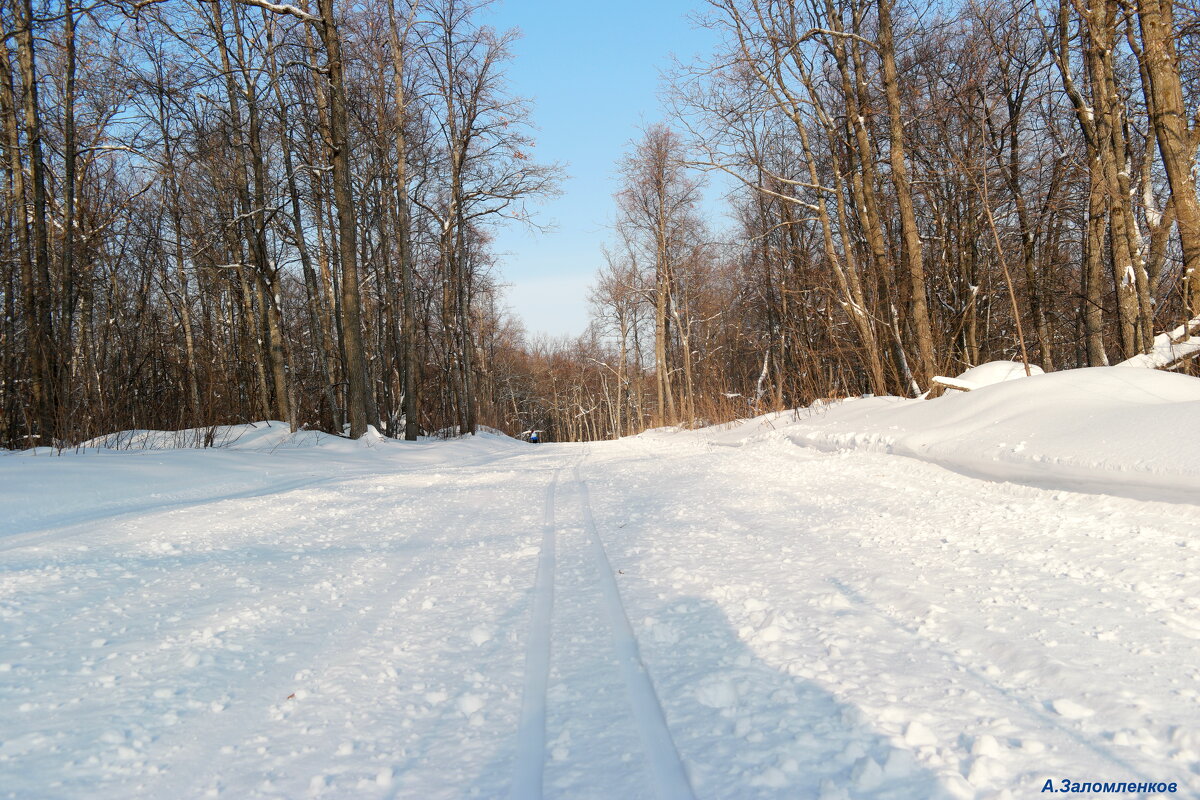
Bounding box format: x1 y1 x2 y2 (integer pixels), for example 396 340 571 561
60 0 78 428
387 0 421 440
210 2 280 423
878 0 936 386
230 2 292 428
1138 0 1200 320
830 0 912 393
317 0 376 437
654 244 676 426
1084 175 1111 365
0 38 40 442
1055 0 1111 365
265 16 342 432
14 0 55 440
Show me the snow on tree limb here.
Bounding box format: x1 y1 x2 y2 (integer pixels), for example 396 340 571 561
1116 317 1200 369
232 0 320 24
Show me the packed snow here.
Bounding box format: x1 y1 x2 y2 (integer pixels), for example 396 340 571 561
2 367 1199 799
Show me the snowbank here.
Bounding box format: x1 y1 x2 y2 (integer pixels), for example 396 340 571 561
78 421 344 452
698 367 1200 503
1 422 526 542
931 360 1044 393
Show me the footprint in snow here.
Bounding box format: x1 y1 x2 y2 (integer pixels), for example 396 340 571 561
1050 698 1094 719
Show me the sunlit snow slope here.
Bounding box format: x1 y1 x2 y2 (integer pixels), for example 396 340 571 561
2 369 1198 799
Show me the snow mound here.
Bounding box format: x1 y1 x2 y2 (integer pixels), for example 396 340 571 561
70 421 512 453
429 424 519 441
954 360 1044 387
931 360 1044 393
474 425 520 441
701 367 1200 503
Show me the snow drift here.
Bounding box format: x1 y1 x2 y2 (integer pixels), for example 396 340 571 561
691 366 1200 503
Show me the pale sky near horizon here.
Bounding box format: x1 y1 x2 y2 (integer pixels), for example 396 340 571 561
482 0 720 342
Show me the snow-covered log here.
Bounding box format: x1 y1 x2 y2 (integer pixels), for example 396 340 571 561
1116 317 1200 369
930 361 1044 394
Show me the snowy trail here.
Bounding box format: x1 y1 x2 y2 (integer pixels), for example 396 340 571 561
539 466 649 799
3 433 1199 798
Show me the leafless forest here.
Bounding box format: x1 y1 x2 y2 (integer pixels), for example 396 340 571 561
3 0 1199 447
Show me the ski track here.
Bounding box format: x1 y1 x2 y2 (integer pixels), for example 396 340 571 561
510 467 561 800
573 463 696 800
517 456 693 799
2 436 1199 798
540 466 647 799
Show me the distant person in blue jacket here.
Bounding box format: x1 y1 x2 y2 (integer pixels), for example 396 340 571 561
530 431 540 443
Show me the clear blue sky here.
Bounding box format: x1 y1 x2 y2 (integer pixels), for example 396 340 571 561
483 0 718 341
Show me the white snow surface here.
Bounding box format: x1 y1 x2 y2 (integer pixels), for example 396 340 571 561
3 369 1199 799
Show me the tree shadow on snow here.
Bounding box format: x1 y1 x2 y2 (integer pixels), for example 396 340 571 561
468 592 949 800
627 594 949 800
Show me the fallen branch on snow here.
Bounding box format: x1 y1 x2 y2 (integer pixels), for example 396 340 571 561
930 375 978 392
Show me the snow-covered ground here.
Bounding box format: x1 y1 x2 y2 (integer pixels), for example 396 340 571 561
2 368 1199 799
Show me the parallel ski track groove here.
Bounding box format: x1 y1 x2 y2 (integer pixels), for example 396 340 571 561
574 462 696 800
510 468 561 800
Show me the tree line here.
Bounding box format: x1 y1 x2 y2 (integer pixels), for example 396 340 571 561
530 0 1200 442
1 0 557 447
